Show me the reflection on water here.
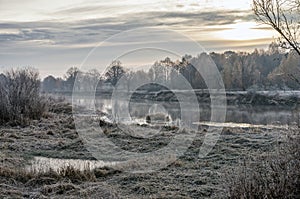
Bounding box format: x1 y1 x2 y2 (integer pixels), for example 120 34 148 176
60 92 299 126
26 156 118 172
70 96 298 126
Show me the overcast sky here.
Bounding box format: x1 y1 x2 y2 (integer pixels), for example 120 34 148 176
0 0 278 78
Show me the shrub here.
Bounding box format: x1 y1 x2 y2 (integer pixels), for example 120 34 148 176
0 68 47 125
224 130 300 198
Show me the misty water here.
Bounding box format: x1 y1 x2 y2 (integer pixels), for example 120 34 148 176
68 93 299 127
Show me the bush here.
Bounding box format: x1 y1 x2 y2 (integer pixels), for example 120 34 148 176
224 130 300 198
0 68 47 125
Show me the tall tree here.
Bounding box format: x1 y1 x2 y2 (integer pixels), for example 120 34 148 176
105 60 126 86
64 67 81 91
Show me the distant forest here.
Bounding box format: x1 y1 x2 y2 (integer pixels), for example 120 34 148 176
5 42 300 93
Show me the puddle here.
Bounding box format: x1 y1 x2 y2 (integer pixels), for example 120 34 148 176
26 156 118 172
194 122 289 129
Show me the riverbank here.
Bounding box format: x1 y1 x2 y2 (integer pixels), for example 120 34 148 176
52 90 300 106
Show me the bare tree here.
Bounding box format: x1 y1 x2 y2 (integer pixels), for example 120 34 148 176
105 60 126 86
253 0 300 55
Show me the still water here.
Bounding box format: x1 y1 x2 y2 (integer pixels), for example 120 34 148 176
67 95 299 126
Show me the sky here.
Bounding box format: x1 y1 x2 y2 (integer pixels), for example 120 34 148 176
0 0 278 78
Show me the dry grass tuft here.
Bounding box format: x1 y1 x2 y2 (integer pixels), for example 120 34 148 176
41 183 79 195
57 165 96 183
0 163 121 186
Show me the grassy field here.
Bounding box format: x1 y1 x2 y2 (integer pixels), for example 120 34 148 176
1 101 298 198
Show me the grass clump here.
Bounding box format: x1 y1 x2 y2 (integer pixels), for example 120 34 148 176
0 164 121 185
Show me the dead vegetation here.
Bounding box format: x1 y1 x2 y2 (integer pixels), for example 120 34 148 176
0 163 121 198
224 129 300 199
1 107 296 198
0 68 47 126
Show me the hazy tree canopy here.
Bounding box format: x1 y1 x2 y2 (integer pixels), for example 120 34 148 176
42 76 64 92
42 75 57 92
105 60 126 86
64 67 81 91
253 0 300 55
269 51 300 87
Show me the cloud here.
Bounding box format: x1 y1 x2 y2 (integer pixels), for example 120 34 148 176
0 6 274 77
0 8 256 50
51 5 132 19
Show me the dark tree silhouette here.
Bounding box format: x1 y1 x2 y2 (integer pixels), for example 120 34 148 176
105 60 126 86
64 67 81 90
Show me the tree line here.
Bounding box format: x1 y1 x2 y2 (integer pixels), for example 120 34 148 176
39 43 300 93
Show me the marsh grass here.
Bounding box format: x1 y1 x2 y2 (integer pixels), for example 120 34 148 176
0 160 122 188
0 160 122 198
0 166 93 185
224 130 300 198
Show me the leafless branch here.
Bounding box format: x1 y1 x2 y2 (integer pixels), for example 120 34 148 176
253 0 300 55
